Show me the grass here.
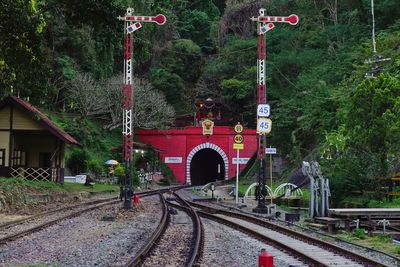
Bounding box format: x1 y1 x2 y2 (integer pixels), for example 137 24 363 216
0 177 120 210
61 182 119 193
0 177 64 192
339 195 400 208
337 231 400 256
0 177 119 193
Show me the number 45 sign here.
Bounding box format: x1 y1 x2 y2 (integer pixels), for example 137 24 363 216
257 118 272 134
257 104 270 117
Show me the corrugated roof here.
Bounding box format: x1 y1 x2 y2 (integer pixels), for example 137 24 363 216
0 96 81 146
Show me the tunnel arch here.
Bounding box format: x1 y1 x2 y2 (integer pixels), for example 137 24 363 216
186 142 229 185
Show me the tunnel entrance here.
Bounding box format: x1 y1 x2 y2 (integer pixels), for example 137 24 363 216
190 148 225 186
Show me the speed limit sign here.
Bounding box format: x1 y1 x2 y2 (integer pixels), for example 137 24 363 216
234 134 243 143
257 118 272 134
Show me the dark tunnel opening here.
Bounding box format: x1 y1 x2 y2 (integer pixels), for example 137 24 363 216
190 148 225 186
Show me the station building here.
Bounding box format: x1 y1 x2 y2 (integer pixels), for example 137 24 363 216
0 96 80 182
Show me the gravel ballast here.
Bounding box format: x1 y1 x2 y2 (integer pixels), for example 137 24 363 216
0 196 161 267
200 218 306 267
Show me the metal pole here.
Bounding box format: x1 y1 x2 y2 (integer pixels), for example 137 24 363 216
253 8 268 213
309 176 314 218
118 8 166 209
122 8 134 209
320 177 325 217
270 152 273 206
236 149 239 205
371 0 377 53
250 9 298 213
325 179 330 210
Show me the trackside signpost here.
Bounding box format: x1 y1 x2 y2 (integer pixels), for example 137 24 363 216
233 122 243 205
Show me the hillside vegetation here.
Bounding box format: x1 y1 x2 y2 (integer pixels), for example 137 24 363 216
1 0 400 203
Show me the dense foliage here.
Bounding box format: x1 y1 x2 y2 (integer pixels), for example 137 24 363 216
1 0 400 202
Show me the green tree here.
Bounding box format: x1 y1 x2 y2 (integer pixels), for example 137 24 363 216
0 0 47 100
66 149 90 175
345 74 400 176
179 10 213 50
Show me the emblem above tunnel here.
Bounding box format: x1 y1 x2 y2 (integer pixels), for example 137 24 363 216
202 119 214 136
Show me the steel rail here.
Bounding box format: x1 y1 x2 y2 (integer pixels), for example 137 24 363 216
0 185 189 231
125 193 169 267
283 218 400 263
189 201 388 267
171 192 203 267
0 186 189 246
138 185 191 197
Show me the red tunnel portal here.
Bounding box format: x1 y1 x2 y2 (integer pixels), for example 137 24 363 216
135 126 258 184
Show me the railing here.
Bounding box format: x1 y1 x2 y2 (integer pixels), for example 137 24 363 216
10 167 62 182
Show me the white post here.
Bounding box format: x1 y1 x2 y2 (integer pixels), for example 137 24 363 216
236 149 239 205
371 0 377 53
320 178 325 217
269 153 273 206
309 176 314 218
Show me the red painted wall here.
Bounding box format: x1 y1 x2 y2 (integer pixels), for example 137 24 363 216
136 126 258 184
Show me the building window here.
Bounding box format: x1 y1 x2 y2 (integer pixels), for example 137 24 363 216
0 149 5 166
12 150 25 167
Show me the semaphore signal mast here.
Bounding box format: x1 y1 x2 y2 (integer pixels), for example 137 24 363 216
251 8 298 213
118 8 166 208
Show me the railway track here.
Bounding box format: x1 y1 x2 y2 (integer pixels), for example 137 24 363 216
127 192 203 267
0 198 120 244
183 197 390 267
2 184 393 266
0 185 189 246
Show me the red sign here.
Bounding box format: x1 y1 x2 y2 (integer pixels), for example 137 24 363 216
125 14 166 25
258 14 299 25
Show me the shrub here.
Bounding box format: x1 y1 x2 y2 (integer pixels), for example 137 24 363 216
86 159 103 178
352 228 366 239
396 245 400 255
158 177 171 186
66 149 90 175
160 162 175 182
114 165 125 184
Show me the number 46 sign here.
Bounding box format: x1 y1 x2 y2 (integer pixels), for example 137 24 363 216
257 118 272 134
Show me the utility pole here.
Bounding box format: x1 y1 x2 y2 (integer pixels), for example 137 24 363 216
251 9 298 213
118 8 166 209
